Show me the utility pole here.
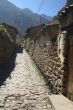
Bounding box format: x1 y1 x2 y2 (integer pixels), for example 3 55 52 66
37 0 45 24
40 15 41 24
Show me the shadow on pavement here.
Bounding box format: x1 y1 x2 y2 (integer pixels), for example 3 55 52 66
16 46 23 53
0 47 23 86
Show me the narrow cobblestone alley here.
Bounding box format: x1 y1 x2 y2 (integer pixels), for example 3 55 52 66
0 48 52 110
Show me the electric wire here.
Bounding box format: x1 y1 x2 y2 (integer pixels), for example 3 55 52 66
37 0 45 13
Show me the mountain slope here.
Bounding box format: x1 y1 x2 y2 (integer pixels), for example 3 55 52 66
0 0 52 35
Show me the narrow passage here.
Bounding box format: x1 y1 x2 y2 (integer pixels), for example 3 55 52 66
0 49 52 110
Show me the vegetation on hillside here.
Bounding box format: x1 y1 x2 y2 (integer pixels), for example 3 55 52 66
0 24 16 64
0 25 13 42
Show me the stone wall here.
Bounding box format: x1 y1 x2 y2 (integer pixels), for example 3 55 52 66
25 37 66 94
0 24 17 64
58 3 73 101
24 2 73 101
24 23 67 94
25 37 31 52
32 42 65 94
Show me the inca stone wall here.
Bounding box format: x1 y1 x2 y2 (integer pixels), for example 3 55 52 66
32 42 65 94
24 22 67 94
25 35 66 94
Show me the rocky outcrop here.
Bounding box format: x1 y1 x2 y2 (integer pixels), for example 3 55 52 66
0 24 17 64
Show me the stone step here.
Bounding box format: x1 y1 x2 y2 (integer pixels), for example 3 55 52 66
49 95 73 110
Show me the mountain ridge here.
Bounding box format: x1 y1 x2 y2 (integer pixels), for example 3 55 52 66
0 0 53 35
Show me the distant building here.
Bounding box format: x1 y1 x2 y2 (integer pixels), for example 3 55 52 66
35 20 59 48
25 24 45 51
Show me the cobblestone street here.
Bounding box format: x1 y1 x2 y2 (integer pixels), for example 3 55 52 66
0 49 52 110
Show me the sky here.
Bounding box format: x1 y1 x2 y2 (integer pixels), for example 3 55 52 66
8 0 67 17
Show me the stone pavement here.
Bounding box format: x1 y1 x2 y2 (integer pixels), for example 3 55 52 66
0 49 52 110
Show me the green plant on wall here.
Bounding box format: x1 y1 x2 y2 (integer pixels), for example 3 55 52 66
0 25 13 42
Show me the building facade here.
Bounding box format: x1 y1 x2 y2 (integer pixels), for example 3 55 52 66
58 0 73 101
